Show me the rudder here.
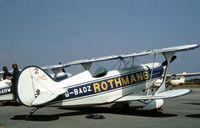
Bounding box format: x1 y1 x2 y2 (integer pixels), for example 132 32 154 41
17 66 61 106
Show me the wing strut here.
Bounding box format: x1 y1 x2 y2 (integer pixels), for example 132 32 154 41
81 62 92 70
147 53 156 96
156 52 175 94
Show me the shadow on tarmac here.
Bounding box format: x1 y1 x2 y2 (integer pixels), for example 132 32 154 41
184 102 200 118
62 106 177 117
183 102 200 106
186 114 200 118
0 101 20 107
10 106 177 121
11 115 59 121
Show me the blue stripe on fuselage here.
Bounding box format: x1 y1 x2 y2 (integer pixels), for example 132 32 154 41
55 65 163 101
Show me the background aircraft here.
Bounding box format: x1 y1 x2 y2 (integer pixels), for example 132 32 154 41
154 72 200 86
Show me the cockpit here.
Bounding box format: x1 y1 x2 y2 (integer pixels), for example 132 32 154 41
92 67 108 78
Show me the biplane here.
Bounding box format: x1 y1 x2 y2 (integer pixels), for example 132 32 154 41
154 72 200 86
2 44 200 117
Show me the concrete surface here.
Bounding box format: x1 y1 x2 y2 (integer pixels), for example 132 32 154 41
0 88 199 128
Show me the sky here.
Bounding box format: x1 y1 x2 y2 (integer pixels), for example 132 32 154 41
0 0 199 74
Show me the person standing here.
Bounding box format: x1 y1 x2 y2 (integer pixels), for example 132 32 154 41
11 63 20 101
2 66 12 80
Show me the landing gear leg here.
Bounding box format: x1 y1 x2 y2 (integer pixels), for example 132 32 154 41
25 107 40 120
156 107 163 112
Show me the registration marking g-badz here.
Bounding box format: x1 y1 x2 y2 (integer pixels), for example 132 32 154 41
65 85 92 98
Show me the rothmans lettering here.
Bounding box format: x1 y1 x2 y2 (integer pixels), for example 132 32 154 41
93 71 149 93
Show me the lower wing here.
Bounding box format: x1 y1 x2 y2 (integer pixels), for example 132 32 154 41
116 89 191 102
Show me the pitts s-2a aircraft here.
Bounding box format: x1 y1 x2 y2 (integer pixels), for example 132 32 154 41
4 44 200 117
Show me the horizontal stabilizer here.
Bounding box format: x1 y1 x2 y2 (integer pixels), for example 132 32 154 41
116 89 191 102
32 88 66 106
32 92 58 106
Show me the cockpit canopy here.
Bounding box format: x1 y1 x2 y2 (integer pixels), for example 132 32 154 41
92 67 108 78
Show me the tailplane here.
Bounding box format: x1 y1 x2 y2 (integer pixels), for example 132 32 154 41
17 66 66 106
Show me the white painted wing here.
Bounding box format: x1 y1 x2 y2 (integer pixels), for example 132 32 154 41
116 89 191 102
44 44 199 70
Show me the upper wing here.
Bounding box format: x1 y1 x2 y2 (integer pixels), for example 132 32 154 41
43 44 199 70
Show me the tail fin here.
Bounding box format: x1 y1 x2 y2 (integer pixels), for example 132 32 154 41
17 66 66 106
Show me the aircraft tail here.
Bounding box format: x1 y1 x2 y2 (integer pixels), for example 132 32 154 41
17 66 66 106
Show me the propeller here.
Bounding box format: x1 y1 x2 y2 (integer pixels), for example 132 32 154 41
162 55 177 66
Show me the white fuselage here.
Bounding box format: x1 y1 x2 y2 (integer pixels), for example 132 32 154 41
50 63 163 107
